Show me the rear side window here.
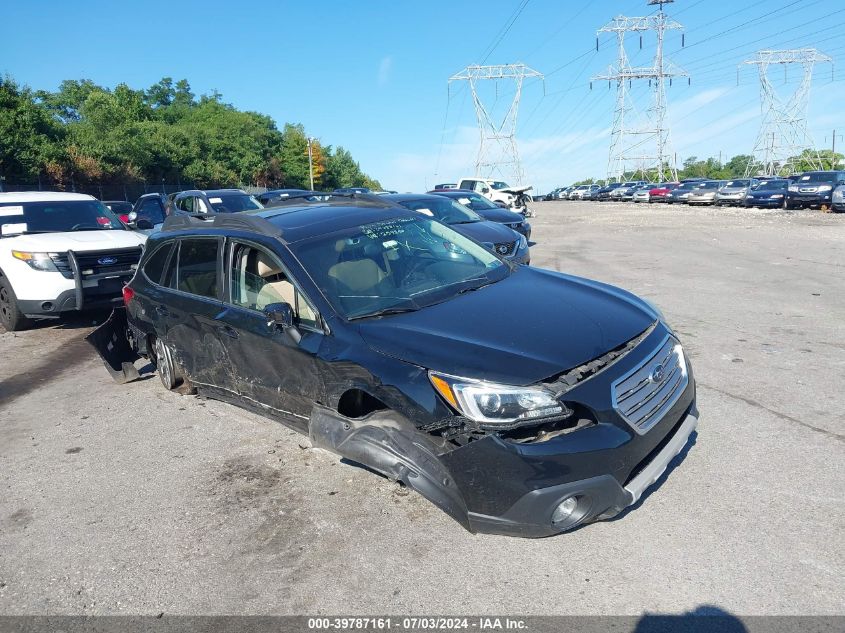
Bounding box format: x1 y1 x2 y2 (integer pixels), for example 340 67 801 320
175 239 220 299
142 242 174 285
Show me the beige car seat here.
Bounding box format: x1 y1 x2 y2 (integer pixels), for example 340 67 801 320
327 239 387 294
255 252 296 309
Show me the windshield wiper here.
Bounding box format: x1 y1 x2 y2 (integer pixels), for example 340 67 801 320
348 305 421 320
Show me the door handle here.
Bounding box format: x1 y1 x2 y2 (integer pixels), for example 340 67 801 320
155 305 170 317
218 325 239 339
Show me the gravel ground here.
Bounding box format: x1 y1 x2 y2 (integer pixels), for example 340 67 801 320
0 200 842 616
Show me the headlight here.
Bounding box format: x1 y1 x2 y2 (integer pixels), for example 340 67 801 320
12 251 58 272
429 372 570 427
770 194 784 199
517 234 527 250
818 185 832 192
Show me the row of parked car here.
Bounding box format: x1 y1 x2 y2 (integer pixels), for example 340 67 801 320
0 186 532 332
544 170 845 210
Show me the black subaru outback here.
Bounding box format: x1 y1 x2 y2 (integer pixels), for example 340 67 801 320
90 197 698 537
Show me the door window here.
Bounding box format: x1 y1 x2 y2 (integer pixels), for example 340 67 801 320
229 243 320 328
196 197 210 213
177 196 194 213
175 239 220 299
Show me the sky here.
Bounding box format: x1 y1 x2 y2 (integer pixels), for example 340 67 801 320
2 0 844 193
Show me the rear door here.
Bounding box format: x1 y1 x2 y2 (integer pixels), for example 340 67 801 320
214 239 325 428
158 237 235 393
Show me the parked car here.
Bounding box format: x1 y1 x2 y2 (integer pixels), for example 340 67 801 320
129 193 169 229
255 189 312 206
832 184 845 212
631 184 654 203
427 189 531 239
544 188 564 201
103 201 134 223
333 187 372 195
173 189 263 214
0 192 146 331
383 194 529 264
686 181 725 206
786 171 845 209
594 183 624 201
665 181 705 204
456 177 533 215
647 183 679 203
433 183 457 190
743 179 789 208
90 202 697 537
610 181 647 201
715 179 757 206
569 185 600 200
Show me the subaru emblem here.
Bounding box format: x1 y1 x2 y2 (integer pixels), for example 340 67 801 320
98 256 118 266
650 363 666 383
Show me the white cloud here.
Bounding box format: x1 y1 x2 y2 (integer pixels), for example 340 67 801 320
378 56 392 86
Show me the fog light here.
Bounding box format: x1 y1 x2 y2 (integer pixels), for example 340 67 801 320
552 496 579 525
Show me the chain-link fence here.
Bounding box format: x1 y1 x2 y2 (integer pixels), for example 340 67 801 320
0 179 268 202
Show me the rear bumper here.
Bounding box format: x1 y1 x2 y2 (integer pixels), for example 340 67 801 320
466 403 698 537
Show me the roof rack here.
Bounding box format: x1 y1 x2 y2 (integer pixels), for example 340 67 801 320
262 191 397 209
161 212 284 239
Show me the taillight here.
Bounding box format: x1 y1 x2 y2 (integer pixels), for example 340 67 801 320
122 285 135 306
119 214 130 223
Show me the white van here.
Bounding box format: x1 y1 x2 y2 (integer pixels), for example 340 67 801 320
0 192 147 331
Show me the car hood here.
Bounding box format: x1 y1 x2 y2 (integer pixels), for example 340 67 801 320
474 207 525 224
7 230 147 251
498 185 532 194
356 267 657 385
451 220 519 245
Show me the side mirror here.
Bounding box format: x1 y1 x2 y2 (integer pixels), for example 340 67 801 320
482 187 490 194
263 302 301 344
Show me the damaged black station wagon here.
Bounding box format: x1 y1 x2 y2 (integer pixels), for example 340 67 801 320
90 196 698 537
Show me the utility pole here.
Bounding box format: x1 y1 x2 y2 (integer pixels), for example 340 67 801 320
743 48 832 177
449 64 544 184
592 0 686 183
307 137 315 191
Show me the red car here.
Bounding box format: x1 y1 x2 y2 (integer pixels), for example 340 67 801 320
647 183 680 202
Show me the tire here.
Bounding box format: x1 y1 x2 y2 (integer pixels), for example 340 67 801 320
0 274 33 332
152 336 180 390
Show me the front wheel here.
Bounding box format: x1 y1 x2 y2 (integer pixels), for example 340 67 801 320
0 275 33 332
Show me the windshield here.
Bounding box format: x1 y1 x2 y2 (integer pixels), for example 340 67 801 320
696 182 720 190
291 216 508 320
396 198 482 224
490 181 510 190
104 202 133 214
453 192 499 211
0 200 125 235
753 180 788 191
724 180 750 187
208 194 263 213
797 172 837 184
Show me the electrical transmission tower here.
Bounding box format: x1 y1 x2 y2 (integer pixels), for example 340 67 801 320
449 63 543 183
744 49 832 177
592 0 686 183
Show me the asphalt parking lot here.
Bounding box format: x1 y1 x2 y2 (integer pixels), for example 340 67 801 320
0 200 843 616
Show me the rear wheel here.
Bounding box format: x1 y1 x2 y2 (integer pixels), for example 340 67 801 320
153 337 178 390
0 275 32 332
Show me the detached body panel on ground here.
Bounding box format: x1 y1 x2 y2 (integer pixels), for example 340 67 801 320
90 203 698 537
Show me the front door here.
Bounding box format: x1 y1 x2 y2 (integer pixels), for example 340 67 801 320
215 240 325 428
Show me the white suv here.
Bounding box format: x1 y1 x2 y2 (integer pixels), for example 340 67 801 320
456 177 533 215
0 192 147 331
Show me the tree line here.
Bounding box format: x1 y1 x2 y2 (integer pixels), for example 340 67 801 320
572 150 844 186
0 75 382 193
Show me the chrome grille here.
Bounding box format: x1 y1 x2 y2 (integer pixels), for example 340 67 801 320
494 240 517 256
611 335 688 435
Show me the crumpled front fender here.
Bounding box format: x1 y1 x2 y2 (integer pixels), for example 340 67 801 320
308 405 472 531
